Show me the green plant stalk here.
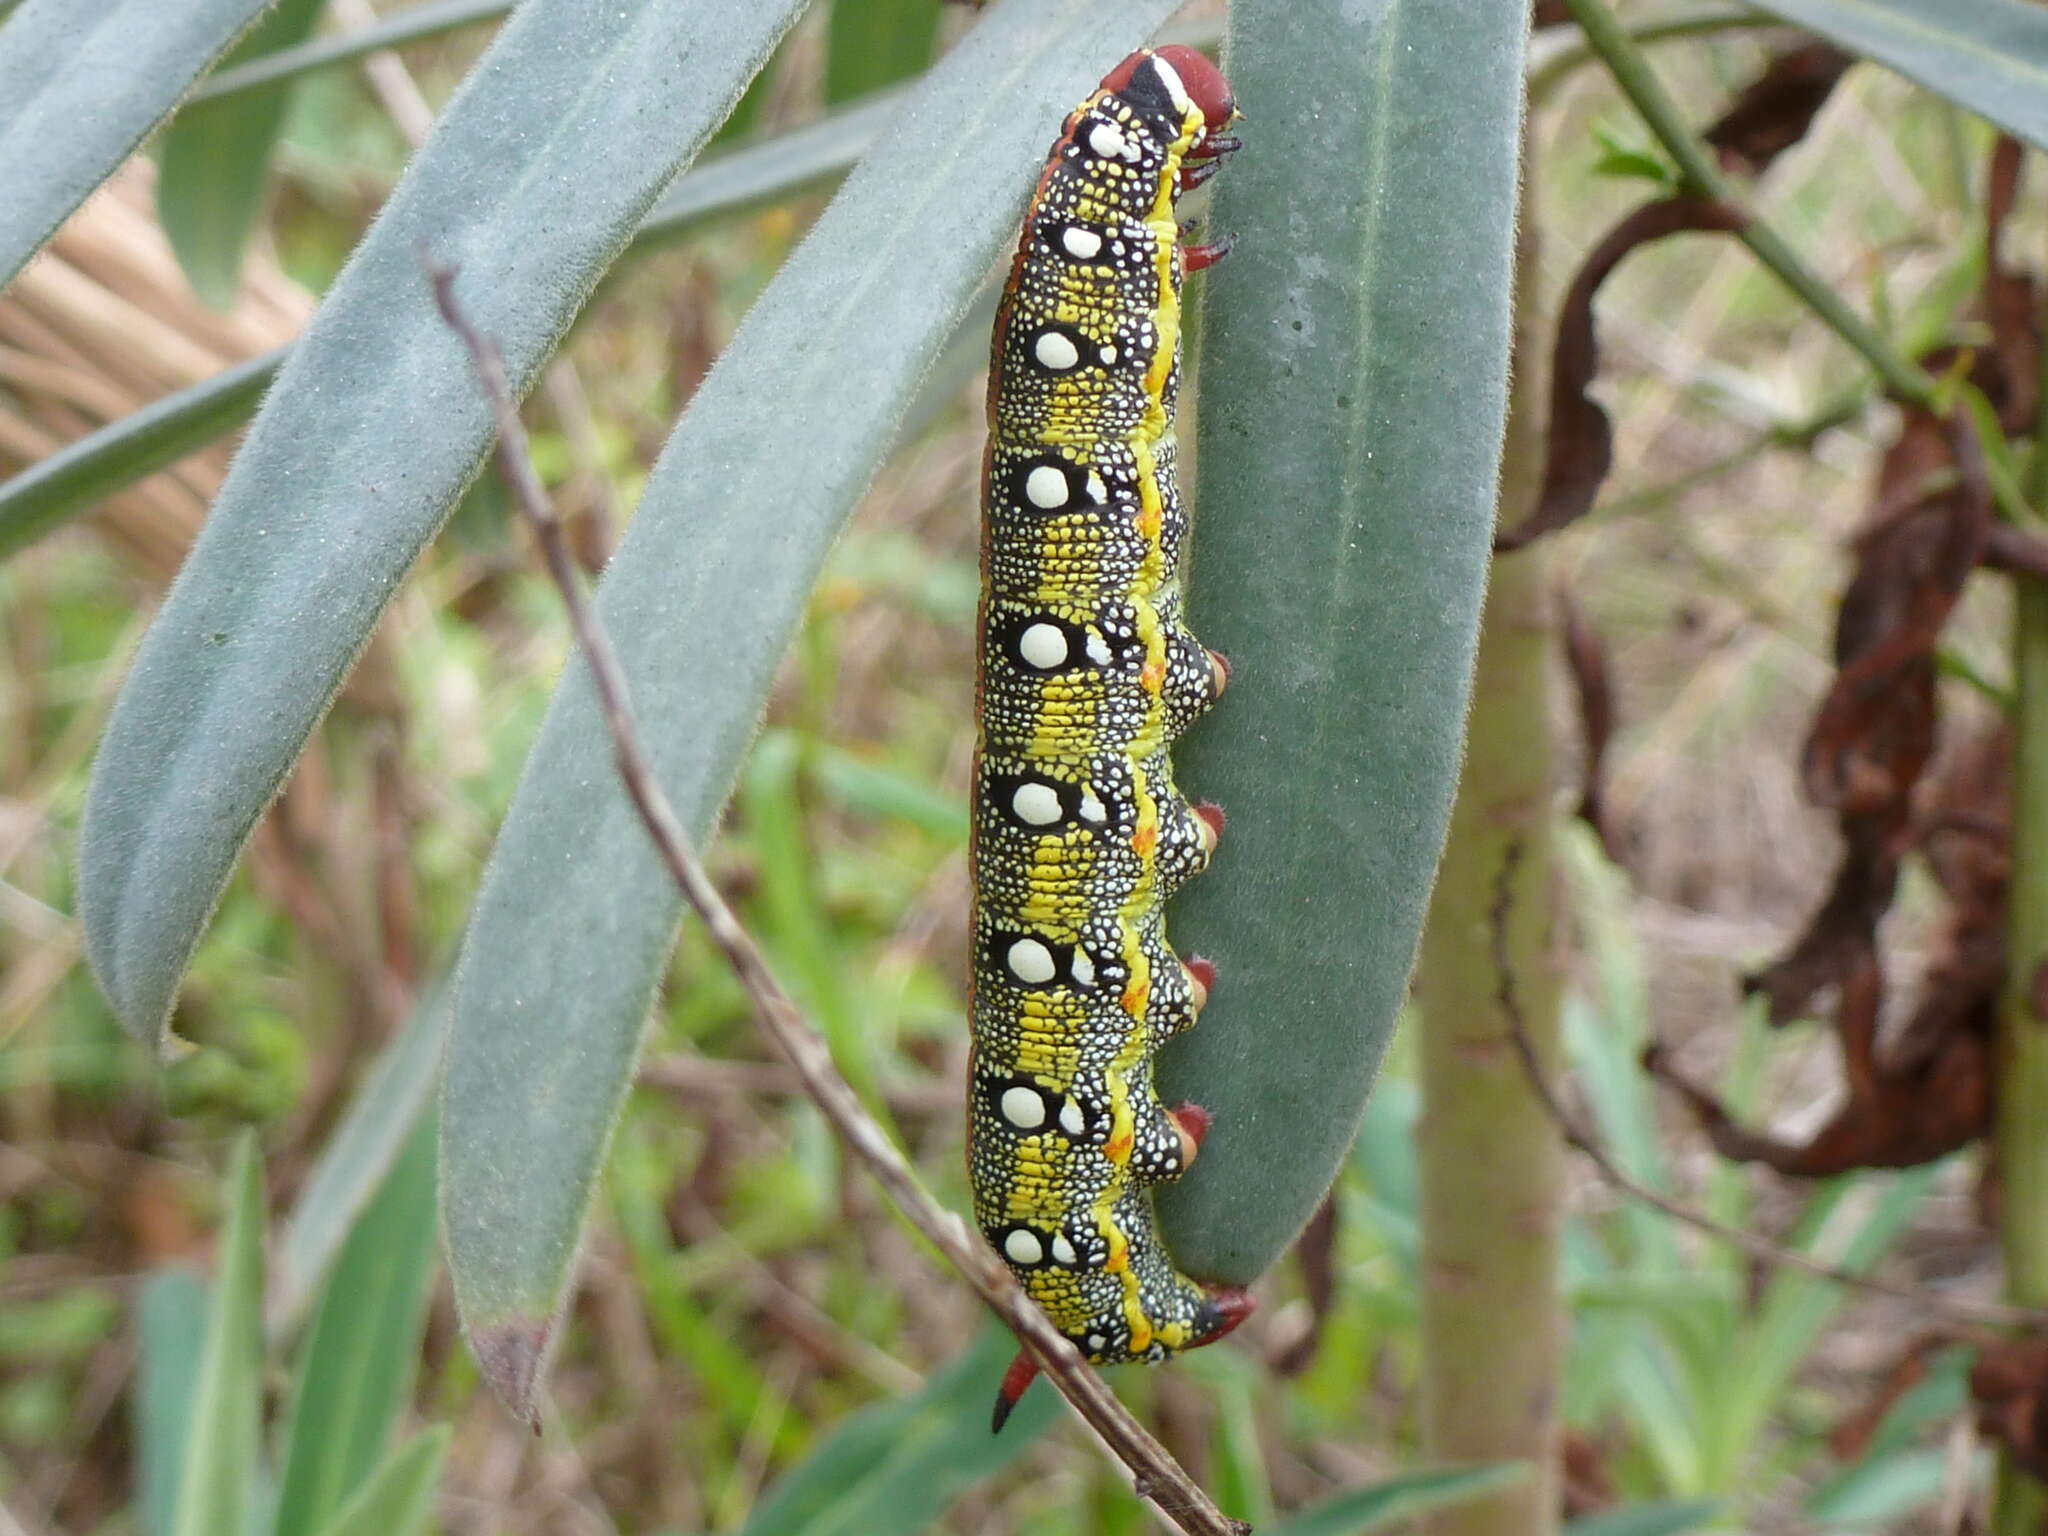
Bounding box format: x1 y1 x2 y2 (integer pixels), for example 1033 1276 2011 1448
1414 213 1566 1536
1570 0 2048 530
1560 0 2048 529
187 0 512 104
1990 285 2048 1536
1559 0 1933 404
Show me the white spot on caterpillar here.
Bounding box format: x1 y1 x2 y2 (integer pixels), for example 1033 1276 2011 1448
1151 54 1193 116
1061 226 1103 260
1051 1234 1079 1266
1085 471 1108 503
1077 788 1107 823
1099 344 1119 366
1087 1332 1107 1351
1070 949 1096 986
1024 464 1069 508
1011 782 1063 826
1007 938 1056 984
1018 622 1069 669
1000 1085 1048 1129
1084 632 1114 666
1004 1228 1045 1265
1059 1098 1087 1136
1034 331 1080 371
1088 121 1129 160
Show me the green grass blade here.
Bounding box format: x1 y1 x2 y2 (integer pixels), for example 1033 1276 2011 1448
169 1132 265 1536
78 0 809 1046
634 89 898 250
1563 1499 1723 1536
1262 1464 1530 1536
822 0 941 104
189 0 511 106
270 985 448 1335
0 349 283 564
1712 1168 1933 1485
1743 0 2048 152
156 0 329 308
739 1324 1060 1536
132 1267 209 1536
1152 0 1527 1280
274 1115 439 1536
302 1428 451 1536
440 0 1182 1409
0 85 887 562
0 0 274 286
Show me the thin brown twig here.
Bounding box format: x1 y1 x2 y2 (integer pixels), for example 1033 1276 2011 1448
1488 838 2048 1334
424 253 1250 1536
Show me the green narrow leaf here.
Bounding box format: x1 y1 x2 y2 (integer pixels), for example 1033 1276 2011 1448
823 0 943 104
133 1267 209 1536
1563 1499 1723 1536
1262 1464 1530 1536
0 0 275 286
190 0 511 106
739 1323 1060 1536
79 0 809 1046
274 1115 439 1536
169 1133 265 1536
271 985 447 1334
303 1428 450 1536
1743 0 2048 153
1153 0 1526 1280
441 0 1181 1410
0 85 895 562
157 0 329 308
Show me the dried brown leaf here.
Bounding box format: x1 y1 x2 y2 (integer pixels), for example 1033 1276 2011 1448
1703 43 1853 175
1496 197 1748 551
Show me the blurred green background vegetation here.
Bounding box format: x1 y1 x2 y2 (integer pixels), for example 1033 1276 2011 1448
3 0 2045 1532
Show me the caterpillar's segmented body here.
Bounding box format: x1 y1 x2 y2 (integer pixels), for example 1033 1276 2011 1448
969 45 1249 1425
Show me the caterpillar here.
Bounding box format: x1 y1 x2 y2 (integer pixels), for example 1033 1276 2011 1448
968 43 1250 1431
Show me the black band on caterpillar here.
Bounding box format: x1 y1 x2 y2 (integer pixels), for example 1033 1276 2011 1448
966 44 1251 1431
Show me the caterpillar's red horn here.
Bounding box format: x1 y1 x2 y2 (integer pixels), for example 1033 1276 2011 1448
990 1348 1042 1434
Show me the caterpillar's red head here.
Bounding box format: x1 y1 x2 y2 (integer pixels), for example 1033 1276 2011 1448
1151 45 1237 135
1101 46 1237 140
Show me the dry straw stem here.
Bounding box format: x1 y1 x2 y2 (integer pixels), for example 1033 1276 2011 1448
423 254 1249 1536
1487 839 2048 1335
0 162 309 577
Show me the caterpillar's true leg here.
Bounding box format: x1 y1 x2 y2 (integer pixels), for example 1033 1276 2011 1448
1182 233 1235 272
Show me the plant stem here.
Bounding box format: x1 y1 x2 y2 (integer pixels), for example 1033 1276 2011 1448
1415 203 1566 1536
1990 261 2048 1536
1559 0 1935 407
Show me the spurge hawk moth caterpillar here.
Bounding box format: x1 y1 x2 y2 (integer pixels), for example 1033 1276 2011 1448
967 42 1249 1431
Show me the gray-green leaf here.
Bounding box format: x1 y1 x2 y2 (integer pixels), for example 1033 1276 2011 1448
0 0 274 286
157 0 330 308
79 0 809 1046
440 0 1180 1412
1153 0 1527 1280
1743 0 2048 152
133 1267 209 1536
169 1133 265 1536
